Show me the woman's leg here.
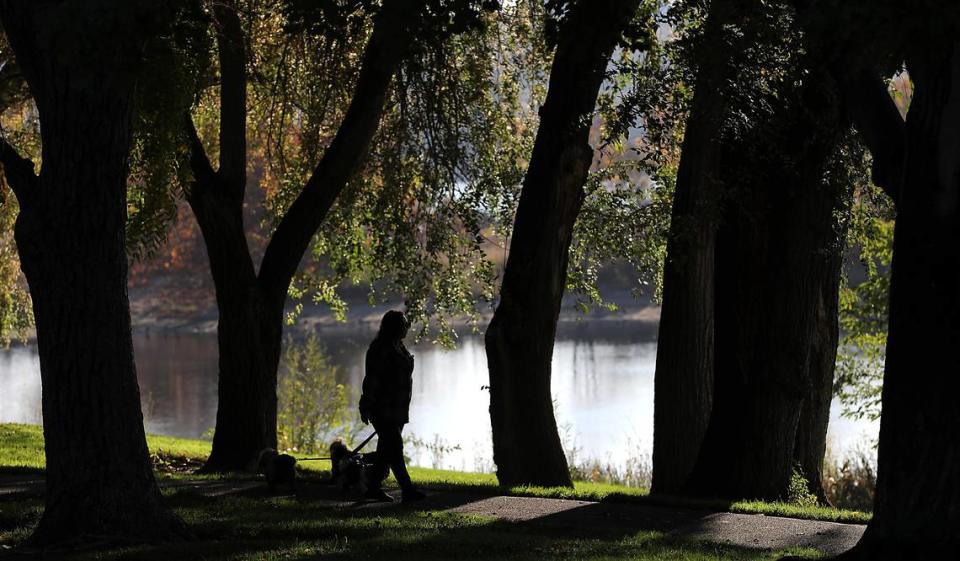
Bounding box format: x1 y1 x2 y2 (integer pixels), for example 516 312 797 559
381 424 413 490
369 422 411 488
369 422 424 501
368 422 391 490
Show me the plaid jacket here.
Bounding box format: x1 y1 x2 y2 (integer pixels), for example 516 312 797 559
359 339 414 425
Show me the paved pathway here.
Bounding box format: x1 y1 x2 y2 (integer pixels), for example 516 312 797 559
443 495 863 555
0 475 865 555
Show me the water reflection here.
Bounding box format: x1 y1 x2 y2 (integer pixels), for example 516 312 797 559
0 324 878 472
0 347 41 425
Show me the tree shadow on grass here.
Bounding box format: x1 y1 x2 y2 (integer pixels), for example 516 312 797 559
0 482 820 561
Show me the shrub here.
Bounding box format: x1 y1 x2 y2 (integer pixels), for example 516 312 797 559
277 333 358 454
787 467 820 509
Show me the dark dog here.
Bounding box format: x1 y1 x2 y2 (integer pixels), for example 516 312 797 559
256 448 297 492
330 438 379 494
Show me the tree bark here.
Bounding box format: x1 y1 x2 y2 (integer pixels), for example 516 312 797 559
786 0 904 503
186 158 282 470
0 3 188 544
485 0 640 488
650 0 739 495
188 0 422 471
185 0 282 472
684 68 847 501
792 240 843 503
785 65 904 507
827 39 960 561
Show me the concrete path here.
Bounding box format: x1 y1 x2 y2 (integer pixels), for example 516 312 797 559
443 495 863 555
0 475 865 555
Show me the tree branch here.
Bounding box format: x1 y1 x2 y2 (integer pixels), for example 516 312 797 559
788 0 905 203
257 0 422 306
840 70 905 203
185 113 216 190
213 0 247 196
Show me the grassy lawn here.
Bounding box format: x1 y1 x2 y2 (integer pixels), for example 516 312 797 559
0 491 821 560
0 423 850 559
0 423 870 527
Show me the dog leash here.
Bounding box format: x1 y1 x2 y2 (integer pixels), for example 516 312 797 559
298 430 378 461
351 430 378 454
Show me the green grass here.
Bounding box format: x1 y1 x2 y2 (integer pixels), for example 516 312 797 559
0 423 212 476
0 492 820 560
0 423 871 524
147 433 214 461
0 423 44 473
728 500 871 524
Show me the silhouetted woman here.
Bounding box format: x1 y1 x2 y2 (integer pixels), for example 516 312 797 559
359 310 426 502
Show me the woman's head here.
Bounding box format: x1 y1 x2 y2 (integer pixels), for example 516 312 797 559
376 310 409 342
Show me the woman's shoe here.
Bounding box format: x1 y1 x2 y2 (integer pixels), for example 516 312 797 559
401 488 427 503
364 488 394 502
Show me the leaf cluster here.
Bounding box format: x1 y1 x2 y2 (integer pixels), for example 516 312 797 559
296 4 548 345
127 1 213 260
835 174 895 422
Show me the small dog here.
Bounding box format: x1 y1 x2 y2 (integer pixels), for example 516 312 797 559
256 448 297 492
329 438 379 494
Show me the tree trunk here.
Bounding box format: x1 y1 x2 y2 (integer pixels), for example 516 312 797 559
830 40 960 561
188 0 422 471
184 1 284 471
788 0 905 505
205 298 282 471
188 184 283 471
684 196 807 500
0 3 189 544
793 241 843 503
649 99 722 495
485 0 640 488
650 1 737 495
685 70 847 501
686 169 843 501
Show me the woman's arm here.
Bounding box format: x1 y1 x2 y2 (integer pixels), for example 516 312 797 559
359 347 381 423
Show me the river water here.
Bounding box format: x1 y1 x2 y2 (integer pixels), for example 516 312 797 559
0 322 877 472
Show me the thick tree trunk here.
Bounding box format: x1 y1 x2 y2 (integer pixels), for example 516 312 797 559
649 100 722 495
188 185 282 471
205 291 282 471
687 174 843 500
485 0 640 488
685 71 846 501
787 0 904 505
828 41 960 561
650 2 736 495
684 200 805 500
0 3 188 544
185 1 284 471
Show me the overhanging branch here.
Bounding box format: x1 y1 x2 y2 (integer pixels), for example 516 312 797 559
256 0 422 307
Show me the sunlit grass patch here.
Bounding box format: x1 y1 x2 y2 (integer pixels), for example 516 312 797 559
146 433 211 461
0 423 216 478
729 500 870 524
0 423 45 473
